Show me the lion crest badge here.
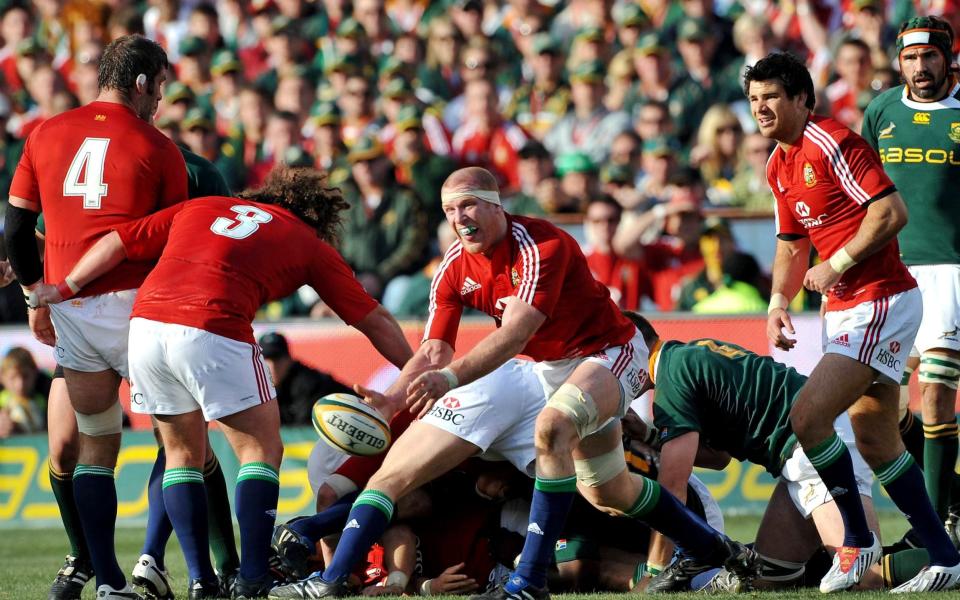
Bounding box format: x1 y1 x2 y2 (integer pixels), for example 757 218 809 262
803 162 816 188
511 268 520 287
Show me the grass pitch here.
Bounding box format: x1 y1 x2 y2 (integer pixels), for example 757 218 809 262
0 515 925 599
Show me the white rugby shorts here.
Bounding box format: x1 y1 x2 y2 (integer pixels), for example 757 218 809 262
127 318 276 421
782 412 874 518
48 289 137 377
908 265 960 354
821 288 921 384
419 359 547 476
534 328 650 428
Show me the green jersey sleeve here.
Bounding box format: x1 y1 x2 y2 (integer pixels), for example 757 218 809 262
179 146 231 199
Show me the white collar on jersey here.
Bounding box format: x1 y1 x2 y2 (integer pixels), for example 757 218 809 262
899 81 960 111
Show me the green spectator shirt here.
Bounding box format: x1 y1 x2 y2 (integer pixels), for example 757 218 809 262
861 83 960 265
37 146 230 235
652 339 805 476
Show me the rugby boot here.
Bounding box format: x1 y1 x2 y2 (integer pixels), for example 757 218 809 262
468 576 550 600
271 524 314 581
892 561 960 592
188 578 221 599
49 554 94 600
131 554 174 600
648 538 758 593
96 584 145 599
818 532 881 593
267 574 348 599
234 573 278 599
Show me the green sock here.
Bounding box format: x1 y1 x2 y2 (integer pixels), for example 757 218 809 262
883 548 929 587
923 420 958 519
48 461 89 560
204 455 240 575
900 412 925 466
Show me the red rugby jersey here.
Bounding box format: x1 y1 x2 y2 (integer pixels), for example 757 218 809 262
767 115 915 310
425 214 635 361
10 101 188 295
115 197 378 343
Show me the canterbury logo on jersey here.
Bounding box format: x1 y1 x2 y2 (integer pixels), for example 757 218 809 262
878 147 960 165
461 277 481 295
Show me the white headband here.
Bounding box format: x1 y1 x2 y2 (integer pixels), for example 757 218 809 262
440 189 501 205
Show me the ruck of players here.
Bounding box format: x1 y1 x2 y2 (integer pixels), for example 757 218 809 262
3 7 960 600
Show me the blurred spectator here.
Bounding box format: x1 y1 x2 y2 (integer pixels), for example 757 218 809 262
604 48 636 112
630 136 678 211
582 195 649 310
826 37 874 129
0 4 34 96
614 3 652 50
633 99 673 143
353 0 398 61
442 39 512 132
338 135 429 300
391 105 458 231
338 71 379 148
692 251 768 315
382 223 459 319
504 139 551 216
625 34 676 124
247 110 301 186
843 0 896 70
730 132 776 212
258 332 353 426
210 49 243 134
418 17 464 102
308 101 349 173
555 151 597 213
274 68 314 129
177 35 213 99
68 41 102 106
452 77 528 192
677 218 739 310
379 77 451 158
0 347 46 436
690 104 743 206
505 33 570 140
544 60 630 165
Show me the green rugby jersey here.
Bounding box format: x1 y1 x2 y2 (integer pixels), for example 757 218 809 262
862 83 960 265
651 339 805 476
36 146 230 235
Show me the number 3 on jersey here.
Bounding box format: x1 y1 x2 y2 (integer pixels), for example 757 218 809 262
63 137 110 209
210 205 273 239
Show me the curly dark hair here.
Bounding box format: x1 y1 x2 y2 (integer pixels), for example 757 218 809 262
237 165 350 243
743 51 815 110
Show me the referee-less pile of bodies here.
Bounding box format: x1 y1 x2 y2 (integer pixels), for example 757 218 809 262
7 7 960 600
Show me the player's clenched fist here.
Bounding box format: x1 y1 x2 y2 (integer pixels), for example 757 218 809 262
803 260 842 295
406 370 451 417
766 308 796 351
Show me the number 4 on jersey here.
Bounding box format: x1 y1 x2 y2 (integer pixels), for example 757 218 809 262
63 137 110 209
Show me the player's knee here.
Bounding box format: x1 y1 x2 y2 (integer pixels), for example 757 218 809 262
74 401 123 437
48 437 79 473
574 447 627 498
535 409 578 456
542 383 601 443
367 469 413 501
788 400 828 442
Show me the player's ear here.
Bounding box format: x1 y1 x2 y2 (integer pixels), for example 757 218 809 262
135 73 147 95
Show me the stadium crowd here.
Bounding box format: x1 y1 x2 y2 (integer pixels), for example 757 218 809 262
0 0 953 319
2 0 960 599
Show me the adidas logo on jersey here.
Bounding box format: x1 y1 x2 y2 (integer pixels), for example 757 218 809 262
831 333 850 347
461 277 481 295
345 519 360 530
527 523 544 535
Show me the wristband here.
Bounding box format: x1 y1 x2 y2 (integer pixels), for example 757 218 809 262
768 293 789 314
652 204 667 220
419 579 433 596
57 277 81 300
438 367 459 389
828 246 857 274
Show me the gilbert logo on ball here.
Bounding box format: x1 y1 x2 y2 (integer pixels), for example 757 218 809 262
312 393 391 456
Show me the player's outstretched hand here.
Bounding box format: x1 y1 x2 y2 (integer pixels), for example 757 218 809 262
429 563 479 595
803 261 841 295
28 306 56 346
766 308 796 351
353 383 392 417
406 370 450 418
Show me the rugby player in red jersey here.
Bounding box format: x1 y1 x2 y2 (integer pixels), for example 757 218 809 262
31 166 413 599
748 51 960 592
4 35 187 600
267 167 757 600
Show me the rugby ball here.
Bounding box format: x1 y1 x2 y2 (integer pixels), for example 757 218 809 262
312 393 391 457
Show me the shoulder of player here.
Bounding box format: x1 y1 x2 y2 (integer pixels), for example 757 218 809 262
509 215 570 251
802 116 866 159
434 240 465 283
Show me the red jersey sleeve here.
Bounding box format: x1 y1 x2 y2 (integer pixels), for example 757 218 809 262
308 241 379 326
116 201 189 261
515 231 569 317
157 143 189 207
817 126 895 206
9 134 39 204
423 252 463 347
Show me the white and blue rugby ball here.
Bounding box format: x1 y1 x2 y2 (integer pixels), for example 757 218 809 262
312 393 391 457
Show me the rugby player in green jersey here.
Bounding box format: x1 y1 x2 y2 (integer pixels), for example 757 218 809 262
861 16 960 535
623 312 883 592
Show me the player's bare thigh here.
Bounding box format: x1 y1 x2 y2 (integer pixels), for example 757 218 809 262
154 410 208 469
564 361 623 424
366 421 481 500
810 495 883 589
217 398 284 467
848 382 905 467
62 367 122 414
790 354 877 444
753 482 821 588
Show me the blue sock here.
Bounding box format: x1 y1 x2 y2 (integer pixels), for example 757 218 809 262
141 447 172 569
321 490 394 583
804 433 873 547
74 465 125 590
877 452 960 566
235 462 280 580
288 494 356 544
163 467 216 582
626 477 723 561
509 475 577 590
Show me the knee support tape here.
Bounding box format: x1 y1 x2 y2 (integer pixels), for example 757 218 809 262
574 445 626 487
757 553 806 582
546 383 599 439
75 401 123 436
919 353 960 390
